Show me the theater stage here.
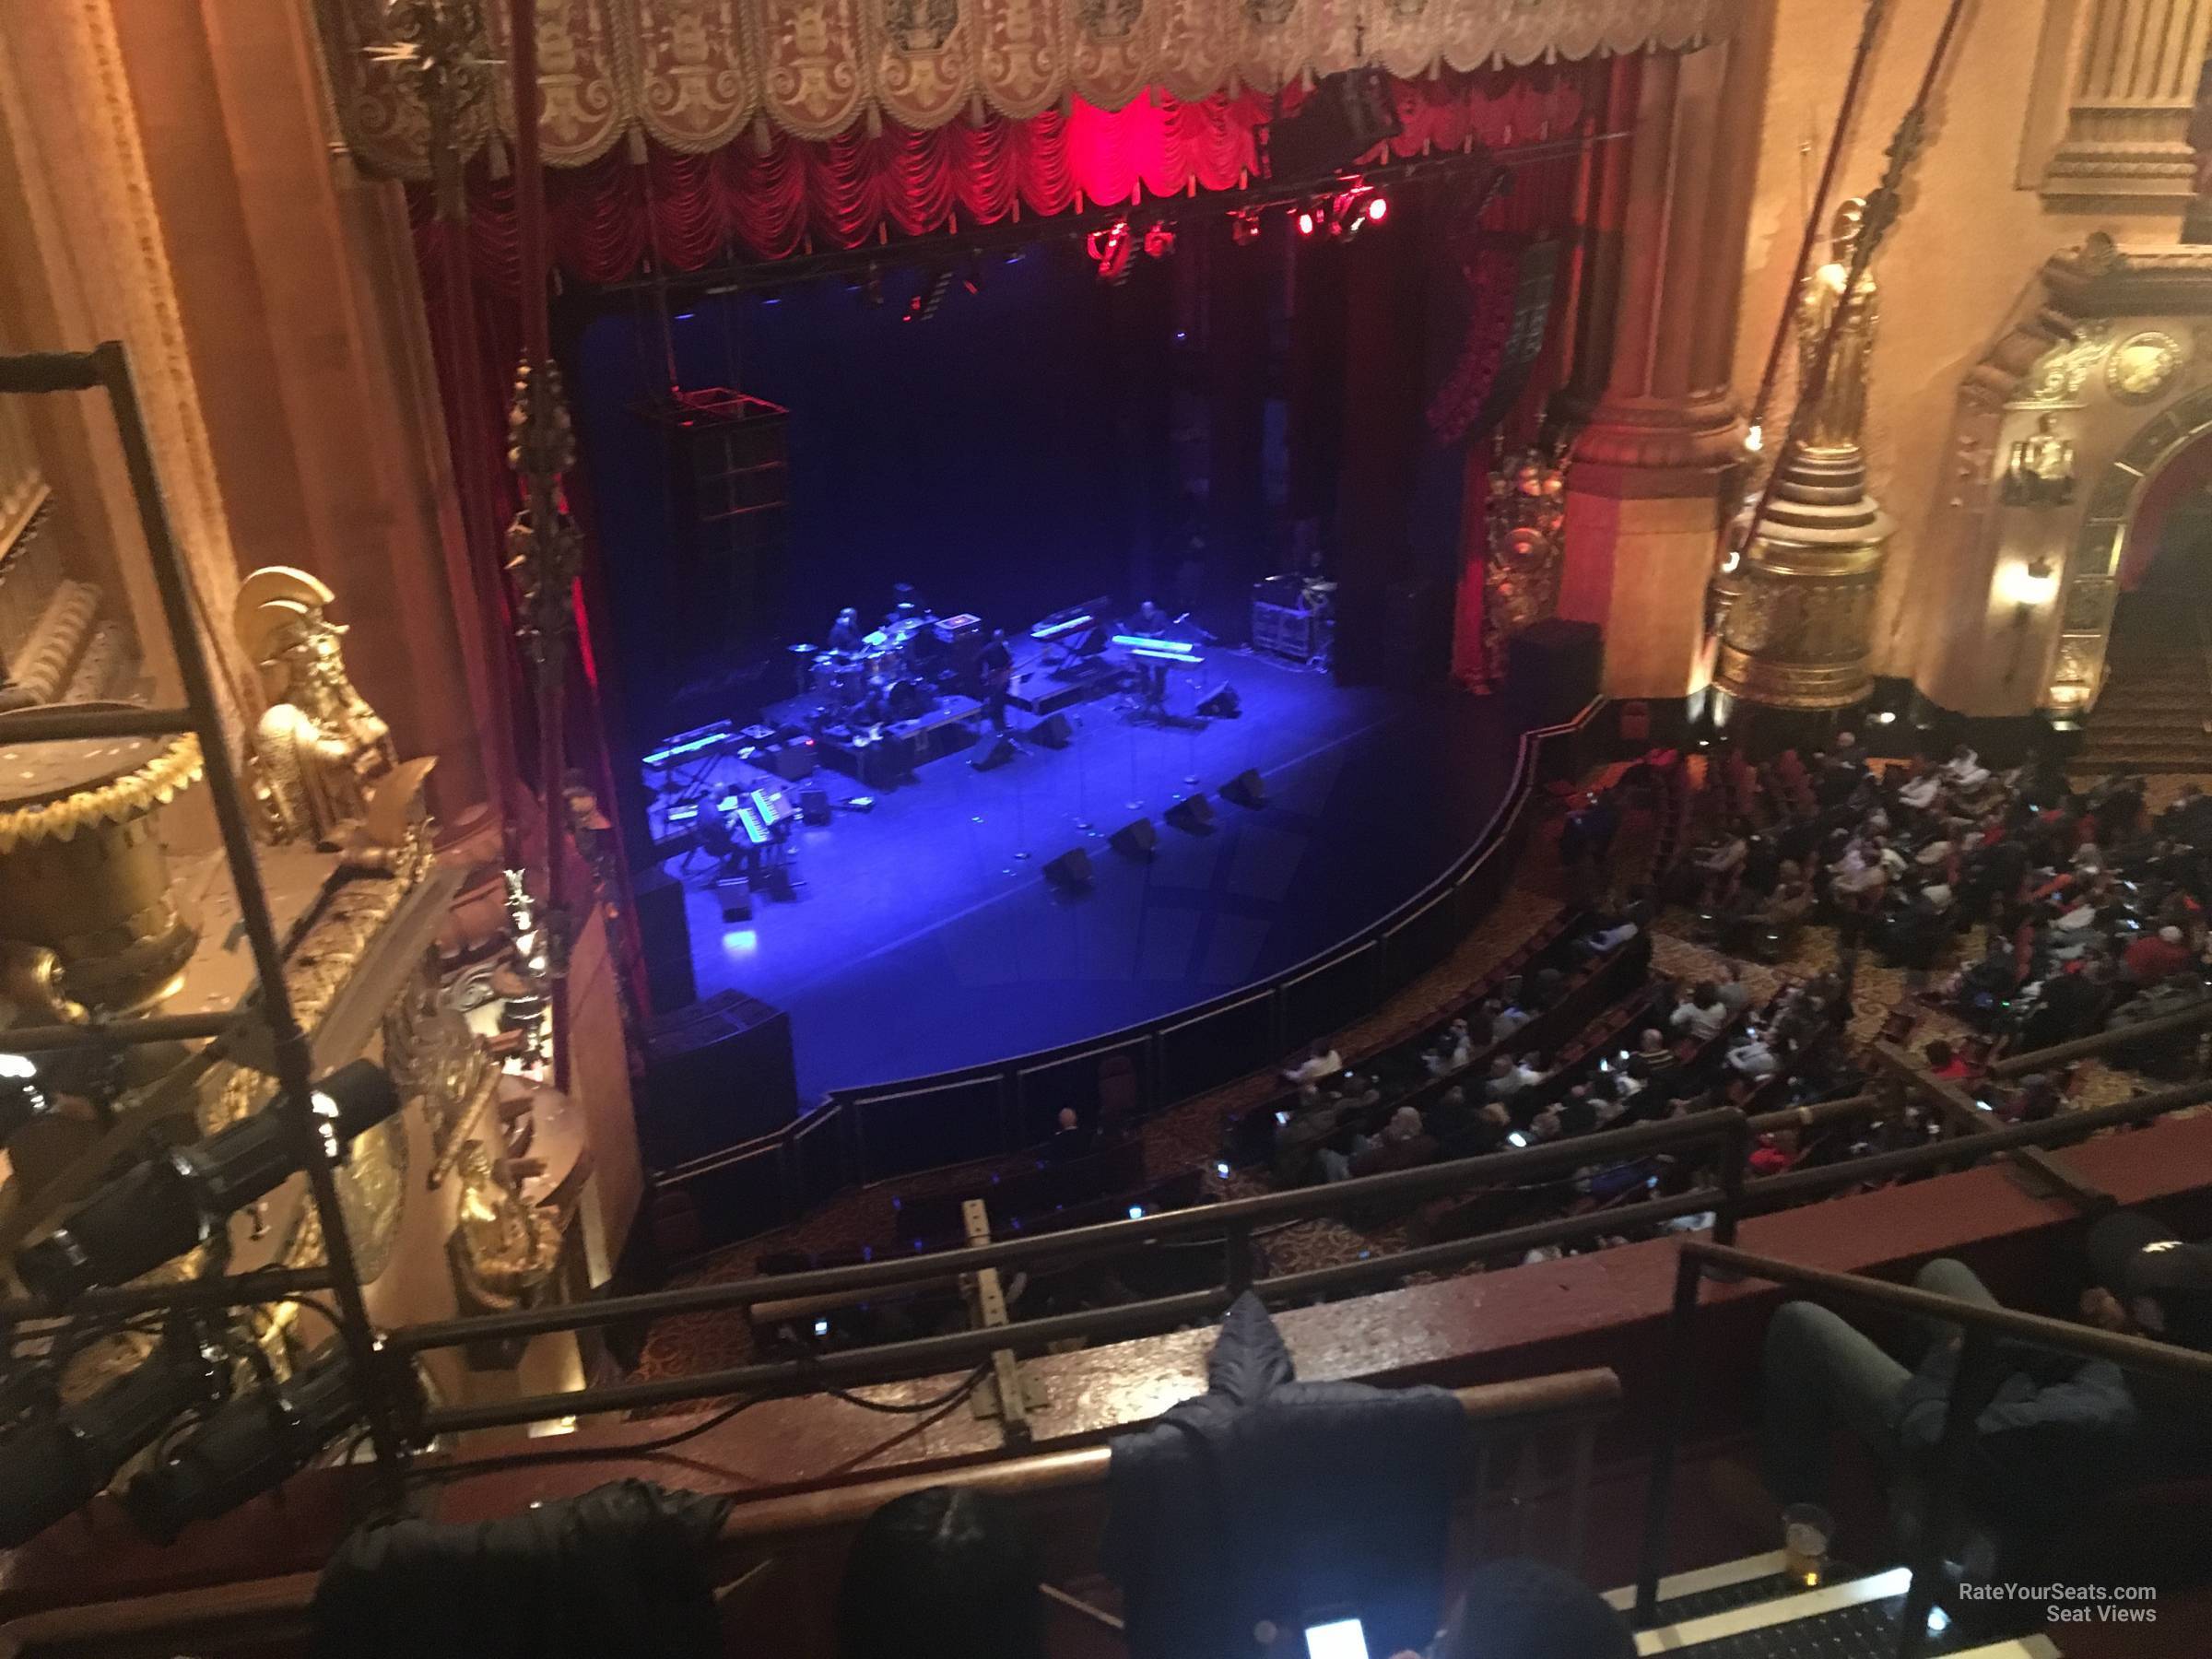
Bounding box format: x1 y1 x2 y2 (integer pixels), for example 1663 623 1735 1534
667 650 1524 1101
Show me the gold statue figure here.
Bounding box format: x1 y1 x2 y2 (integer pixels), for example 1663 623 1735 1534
447 1137 560 1312
233 567 429 870
2003 413 2077 508
1794 199 1878 453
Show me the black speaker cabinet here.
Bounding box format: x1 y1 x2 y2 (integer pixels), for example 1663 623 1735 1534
1221 769 1267 808
1167 794 1217 833
971 733 1018 771
632 866 696 1015
1109 818 1158 857
641 989 799 1170
1507 618 1604 727
1043 847 1095 888
1031 712 1074 748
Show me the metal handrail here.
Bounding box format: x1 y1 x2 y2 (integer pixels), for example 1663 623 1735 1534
1636 1241 2212 1658
0 1371 1622 1659
401 1071 2212 1439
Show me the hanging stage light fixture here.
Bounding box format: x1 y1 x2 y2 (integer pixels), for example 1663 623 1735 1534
0 1324 231 1549
15 1060 401 1307
124 1343 384 1542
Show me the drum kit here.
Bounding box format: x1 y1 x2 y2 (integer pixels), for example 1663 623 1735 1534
791 614 936 725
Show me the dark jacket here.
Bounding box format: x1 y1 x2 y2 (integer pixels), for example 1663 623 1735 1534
1103 1295 1466 1659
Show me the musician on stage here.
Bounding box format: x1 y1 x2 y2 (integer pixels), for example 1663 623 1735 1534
979 627 1016 732
1124 598 1170 709
829 606 864 652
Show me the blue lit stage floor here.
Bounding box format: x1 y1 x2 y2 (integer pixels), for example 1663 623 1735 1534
671 651 1524 1101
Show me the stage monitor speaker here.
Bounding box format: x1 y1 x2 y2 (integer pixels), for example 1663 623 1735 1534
1109 818 1158 857
799 787 832 825
1264 67 1404 182
650 827 700 863
1031 712 1074 748
641 989 798 1168
633 866 696 1014
1167 794 1217 833
769 741 816 781
715 876 753 923
1221 769 1268 809
1507 618 1604 727
971 734 1019 771
1044 847 1094 888
1196 686 1241 719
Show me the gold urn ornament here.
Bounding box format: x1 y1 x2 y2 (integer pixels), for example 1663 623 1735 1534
0 715 203 1013
1714 199 1896 712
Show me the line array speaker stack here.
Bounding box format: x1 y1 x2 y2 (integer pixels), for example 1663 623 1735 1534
1043 847 1094 888
1506 617 1604 727
1109 818 1158 857
1167 794 1217 833
632 866 696 1014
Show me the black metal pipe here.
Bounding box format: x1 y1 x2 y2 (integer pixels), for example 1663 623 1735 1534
1679 1241 2212 1381
419 1287 1234 1434
91 343 410 1488
1742 1077 2212 1207
1633 1248 1707 1628
0 351 103 394
0 1267 334 1327
1983 999 2212 1077
1895 1328 1996 1659
1257 1188 1726 1302
0 704 198 743
391 1110 1750 1354
0 1013 238 1054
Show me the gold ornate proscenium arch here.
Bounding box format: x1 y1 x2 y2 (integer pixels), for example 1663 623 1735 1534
2049 382 2212 708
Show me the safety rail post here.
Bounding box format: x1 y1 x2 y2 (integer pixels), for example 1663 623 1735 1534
1712 1111 1749 1248
1632 1247 1707 1628
1223 1219 1255 1296
0 343 412 1493
1895 1327 1999 1659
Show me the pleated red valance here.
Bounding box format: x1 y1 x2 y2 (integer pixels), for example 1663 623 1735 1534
432 63 1599 289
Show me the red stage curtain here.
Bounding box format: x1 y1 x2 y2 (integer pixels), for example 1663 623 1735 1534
432 65 1598 294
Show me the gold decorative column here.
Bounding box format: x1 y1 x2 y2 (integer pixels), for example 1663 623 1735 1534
1714 200 1896 710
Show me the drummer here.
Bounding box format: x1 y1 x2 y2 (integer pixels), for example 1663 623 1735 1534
828 606 865 653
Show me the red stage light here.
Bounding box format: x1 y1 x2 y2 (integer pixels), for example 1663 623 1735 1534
1295 207 1316 237
1366 194 1389 223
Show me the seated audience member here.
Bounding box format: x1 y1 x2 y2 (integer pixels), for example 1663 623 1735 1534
1726 1026 1779 1080
1485 997 1530 1044
840 1487 1044 1659
1583 907 1643 955
1526 965 1567 1012
1347 1106 1437 1179
1921 1037 1974 1082
1284 1042 1343 1086
1671 982 1731 1042
1424 1558 1635 1659
1747 1129 1800 1174
1997 1072 2063 1124
1631 1028 1680 1078
1045 1106 1095 1163
1482 1055 1526 1107
2080 1209 2212 1356
1759 1257 2141 1529
2123 923 2193 986
1943 743 1991 794
1712 962 1755 1018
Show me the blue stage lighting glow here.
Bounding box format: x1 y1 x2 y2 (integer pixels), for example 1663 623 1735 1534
724 929 758 952
1127 1205 1146 1219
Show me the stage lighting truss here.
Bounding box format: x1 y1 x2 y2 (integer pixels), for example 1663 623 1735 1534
1327 182 1388 240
